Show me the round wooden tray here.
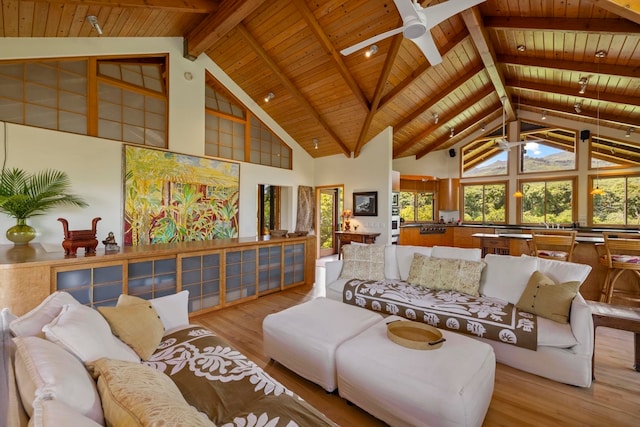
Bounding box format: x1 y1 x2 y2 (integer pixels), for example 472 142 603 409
387 320 446 350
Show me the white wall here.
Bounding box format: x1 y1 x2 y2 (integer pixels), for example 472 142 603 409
0 37 315 246
315 127 393 244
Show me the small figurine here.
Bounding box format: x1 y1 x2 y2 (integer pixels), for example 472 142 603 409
102 232 120 253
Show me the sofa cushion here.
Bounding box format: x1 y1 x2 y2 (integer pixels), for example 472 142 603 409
407 253 486 296
30 399 103 427
43 304 140 364
516 271 581 323
432 246 482 262
98 301 164 360
396 246 433 281
10 292 79 338
537 316 578 348
340 244 385 281
479 255 539 304
13 336 104 424
535 256 592 284
118 291 190 333
91 358 214 427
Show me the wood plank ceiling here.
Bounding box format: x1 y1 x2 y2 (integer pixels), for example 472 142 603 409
1 0 639 160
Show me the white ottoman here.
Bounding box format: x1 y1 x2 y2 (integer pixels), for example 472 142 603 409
336 316 496 427
262 297 382 392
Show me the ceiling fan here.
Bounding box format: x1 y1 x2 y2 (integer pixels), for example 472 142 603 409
495 96 542 151
340 0 486 65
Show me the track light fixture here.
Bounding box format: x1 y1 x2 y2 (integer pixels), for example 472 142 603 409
87 16 102 35
449 128 454 138
578 77 588 94
365 45 378 58
541 110 547 120
481 122 486 131
627 127 634 138
264 92 275 102
517 45 526 52
433 113 439 124
313 138 319 149
574 102 582 114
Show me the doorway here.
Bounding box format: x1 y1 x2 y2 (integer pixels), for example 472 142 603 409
317 186 343 257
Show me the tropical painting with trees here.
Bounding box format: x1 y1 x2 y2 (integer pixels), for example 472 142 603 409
124 146 239 246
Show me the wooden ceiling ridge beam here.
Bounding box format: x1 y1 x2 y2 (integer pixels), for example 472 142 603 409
184 0 267 60
461 6 515 120
416 104 503 159
518 100 634 128
235 23 351 157
394 63 485 133
484 16 640 33
292 0 370 112
507 79 640 108
395 85 495 158
587 0 640 25
500 55 640 80
378 30 470 110
43 0 216 13
353 34 404 158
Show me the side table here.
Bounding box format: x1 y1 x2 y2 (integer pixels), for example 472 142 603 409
587 301 640 380
334 231 381 259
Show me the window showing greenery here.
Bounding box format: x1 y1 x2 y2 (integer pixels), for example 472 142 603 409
0 56 168 147
462 183 506 223
591 175 640 225
205 74 292 169
398 191 434 222
520 179 574 224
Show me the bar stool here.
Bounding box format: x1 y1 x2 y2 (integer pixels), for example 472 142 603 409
596 232 640 304
530 229 578 262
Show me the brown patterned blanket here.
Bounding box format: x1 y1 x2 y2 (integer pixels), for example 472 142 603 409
144 326 337 427
343 278 538 350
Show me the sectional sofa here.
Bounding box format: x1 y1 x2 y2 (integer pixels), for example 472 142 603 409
324 244 594 388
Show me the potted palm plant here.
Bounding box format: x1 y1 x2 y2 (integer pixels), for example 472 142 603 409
0 168 88 245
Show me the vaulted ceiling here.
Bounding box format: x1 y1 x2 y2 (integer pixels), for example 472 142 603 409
1 0 639 160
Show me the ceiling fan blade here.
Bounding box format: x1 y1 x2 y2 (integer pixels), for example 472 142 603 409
410 33 442 65
340 26 404 56
393 0 421 22
421 0 487 31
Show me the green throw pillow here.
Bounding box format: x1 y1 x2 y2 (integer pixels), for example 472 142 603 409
516 271 580 323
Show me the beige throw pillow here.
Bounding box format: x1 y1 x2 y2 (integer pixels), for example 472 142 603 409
516 271 580 323
90 358 214 427
339 244 386 281
98 302 164 360
406 253 486 296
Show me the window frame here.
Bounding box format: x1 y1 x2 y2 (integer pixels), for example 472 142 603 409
516 176 577 225
460 180 508 224
588 172 640 226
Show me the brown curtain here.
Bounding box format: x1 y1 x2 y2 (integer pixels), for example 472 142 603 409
295 185 315 234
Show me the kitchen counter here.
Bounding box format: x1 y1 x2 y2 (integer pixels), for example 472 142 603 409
473 232 604 244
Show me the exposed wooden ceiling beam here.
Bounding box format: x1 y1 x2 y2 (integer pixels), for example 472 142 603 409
235 23 351 157
292 0 370 112
499 54 640 79
588 0 640 25
507 79 640 108
518 101 634 128
393 63 485 135
378 30 469 110
184 0 266 60
484 16 640 33
353 32 404 158
416 103 503 159
461 7 515 121
43 0 216 13
397 85 495 158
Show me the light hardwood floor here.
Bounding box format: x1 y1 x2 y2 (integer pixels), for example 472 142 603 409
193 284 640 427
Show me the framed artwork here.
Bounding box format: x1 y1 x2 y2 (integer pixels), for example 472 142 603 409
353 191 378 216
123 145 240 246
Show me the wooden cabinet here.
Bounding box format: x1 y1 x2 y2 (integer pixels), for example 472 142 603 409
0 236 316 317
453 226 494 248
399 227 453 247
438 178 459 211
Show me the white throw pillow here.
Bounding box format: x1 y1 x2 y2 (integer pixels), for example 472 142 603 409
13 336 104 424
10 292 79 337
396 245 433 281
118 291 190 333
432 246 482 261
30 399 103 427
536 256 592 285
43 304 140 364
479 254 539 304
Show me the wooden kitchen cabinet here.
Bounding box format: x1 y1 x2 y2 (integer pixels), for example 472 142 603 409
399 226 453 247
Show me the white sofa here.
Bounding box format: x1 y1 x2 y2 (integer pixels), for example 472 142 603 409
324 245 594 388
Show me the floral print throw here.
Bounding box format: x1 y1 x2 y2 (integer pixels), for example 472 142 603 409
343 279 538 350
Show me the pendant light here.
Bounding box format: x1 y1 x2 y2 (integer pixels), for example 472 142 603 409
590 51 606 196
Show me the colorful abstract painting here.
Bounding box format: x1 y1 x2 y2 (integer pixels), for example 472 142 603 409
124 145 240 246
